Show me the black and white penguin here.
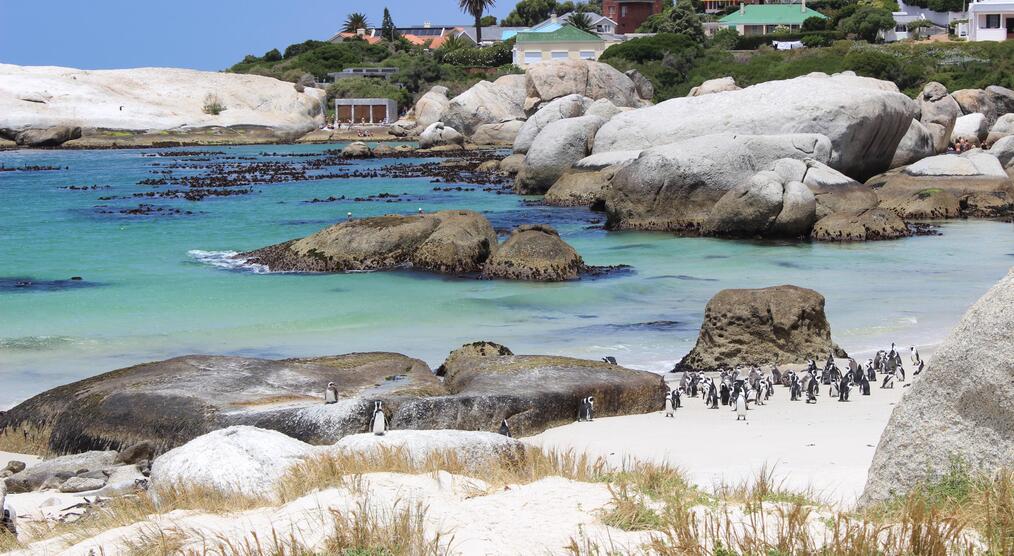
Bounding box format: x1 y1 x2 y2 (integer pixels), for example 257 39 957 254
1 485 15 537
720 382 731 406
806 375 819 403
789 372 801 401
860 373 871 396
838 375 850 402
578 396 595 422
498 418 512 438
829 378 840 399
707 382 719 409
324 382 339 404
915 359 925 376
735 392 747 421
672 388 682 409
602 356 618 365
664 390 675 418
910 346 921 366
895 353 906 382
370 401 387 436
866 359 876 382
881 371 895 389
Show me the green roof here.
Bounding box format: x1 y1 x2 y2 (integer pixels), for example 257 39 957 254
719 4 828 26
515 25 604 43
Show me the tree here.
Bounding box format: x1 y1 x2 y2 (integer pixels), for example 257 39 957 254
460 0 497 44
802 16 828 31
381 8 398 41
503 0 564 26
568 12 596 32
439 33 471 52
710 27 740 49
641 0 705 42
906 18 933 40
342 12 370 33
838 6 894 42
480 15 498 26
263 48 282 62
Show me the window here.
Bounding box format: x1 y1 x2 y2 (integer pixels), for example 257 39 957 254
579 50 596 60
895 24 908 32
523 50 543 64
621 5 629 16
984 14 1001 28
551 50 569 60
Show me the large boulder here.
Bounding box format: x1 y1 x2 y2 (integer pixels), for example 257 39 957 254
470 119 525 146
917 82 961 153
871 152 1014 219
703 162 817 238
398 350 666 437
675 285 845 372
951 89 999 126
861 268 1014 504
514 115 606 195
513 94 592 155
688 76 740 97
593 73 918 181
241 210 496 274
442 75 526 136
951 113 989 146
481 225 584 282
991 135 1014 168
150 426 313 499
0 125 82 147
891 119 937 168
0 353 442 454
544 167 615 208
413 85 451 130
499 153 525 176
986 113 1014 145
3 451 117 493
419 122 465 149
340 141 372 158
624 69 654 101
987 85 1014 116
333 430 527 470
525 60 647 109
435 341 514 379
605 133 833 232
811 209 908 242
0 63 326 142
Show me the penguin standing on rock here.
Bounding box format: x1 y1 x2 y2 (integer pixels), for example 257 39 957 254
578 396 595 422
324 382 339 404
370 401 388 436
498 419 512 438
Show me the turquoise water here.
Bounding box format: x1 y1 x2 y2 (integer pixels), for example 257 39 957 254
1 144 1012 409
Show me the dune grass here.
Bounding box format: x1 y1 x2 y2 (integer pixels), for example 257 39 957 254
9 445 1013 556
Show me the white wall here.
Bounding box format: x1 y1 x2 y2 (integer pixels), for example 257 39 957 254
897 0 965 26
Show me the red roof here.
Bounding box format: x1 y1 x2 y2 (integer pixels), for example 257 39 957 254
337 32 382 45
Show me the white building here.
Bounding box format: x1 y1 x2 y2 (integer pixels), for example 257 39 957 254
967 0 1014 40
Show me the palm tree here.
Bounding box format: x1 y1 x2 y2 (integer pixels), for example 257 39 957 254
459 0 496 45
567 12 595 33
342 12 370 34
440 33 471 52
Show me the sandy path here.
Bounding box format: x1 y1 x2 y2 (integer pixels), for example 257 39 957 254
526 371 913 507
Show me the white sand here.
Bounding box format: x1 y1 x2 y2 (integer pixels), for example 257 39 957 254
526 369 916 506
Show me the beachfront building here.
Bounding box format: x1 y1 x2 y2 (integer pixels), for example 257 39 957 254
719 3 828 35
513 26 607 68
329 24 478 49
967 0 1014 40
334 98 398 125
602 0 666 33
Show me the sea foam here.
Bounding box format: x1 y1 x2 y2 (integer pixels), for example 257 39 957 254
188 250 270 274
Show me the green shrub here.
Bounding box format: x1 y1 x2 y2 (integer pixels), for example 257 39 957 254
838 6 895 42
442 39 515 67
802 34 833 47
326 77 411 109
710 27 740 50
202 94 226 115
600 33 700 64
263 48 282 62
802 16 828 31
734 30 843 49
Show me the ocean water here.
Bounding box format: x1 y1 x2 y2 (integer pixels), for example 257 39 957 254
1 144 1012 409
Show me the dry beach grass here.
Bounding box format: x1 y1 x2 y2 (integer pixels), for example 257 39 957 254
6 445 1011 555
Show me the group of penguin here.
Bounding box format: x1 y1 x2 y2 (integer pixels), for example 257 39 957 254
663 344 922 420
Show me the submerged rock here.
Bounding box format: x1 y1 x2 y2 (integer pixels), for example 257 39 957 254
675 285 845 372
862 268 1014 504
340 141 372 158
482 225 584 282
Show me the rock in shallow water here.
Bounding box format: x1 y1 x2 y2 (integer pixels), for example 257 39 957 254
481 225 584 281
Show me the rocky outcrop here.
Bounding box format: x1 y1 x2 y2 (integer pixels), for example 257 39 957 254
241 211 494 274
871 152 1014 219
419 122 465 149
442 75 526 136
625 69 655 101
499 153 525 176
675 285 845 372
0 63 326 144
605 133 832 232
917 82 960 153
544 167 615 207
481 225 585 281
525 60 648 110
515 115 607 195
584 98 622 120
951 89 997 125
471 119 524 145
435 341 514 378
0 125 82 147
340 141 372 158
951 113 989 146
987 113 1014 145
703 160 817 238
150 426 312 499
688 76 740 97
513 94 592 155
3 451 117 493
988 85 1014 117
891 119 936 168
861 268 1014 504
594 73 918 180
992 135 1014 168
811 209 909 242
1 346 665 452
414 85 451 130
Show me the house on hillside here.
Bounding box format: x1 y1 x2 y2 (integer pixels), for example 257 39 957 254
502 12 618 41
602 0 666 33
329 23 478 49
513 26 607 68
967 0 1014 40
719 3 828 35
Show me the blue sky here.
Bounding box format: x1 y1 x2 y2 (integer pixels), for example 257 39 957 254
0 1 515 71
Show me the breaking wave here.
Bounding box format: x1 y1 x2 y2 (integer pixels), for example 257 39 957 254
187 250 270 274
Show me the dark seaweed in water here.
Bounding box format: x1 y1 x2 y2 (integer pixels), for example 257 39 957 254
0 276 103 293
570 320 685 334
646 274 719 282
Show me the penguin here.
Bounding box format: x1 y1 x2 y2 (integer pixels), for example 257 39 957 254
324 382 339 404
720 382 731 406
1 482 15 537
770 365 782 386
806 376 819 403
370 401 388 435
829 378 839 399
895 353 906 382
735 393 747 421
602 356 618 365
707 382 719 409
873 351 884 372
866 359 876 382
578 396 595 422
910 346 921 366
881 371 895 389
664 391 675 418
789 372 800 401
672 388 682 409
838 375 850 402
915 359 925 376
498 418 512 438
